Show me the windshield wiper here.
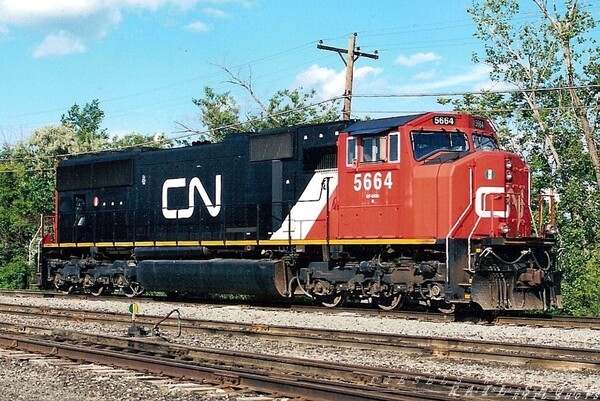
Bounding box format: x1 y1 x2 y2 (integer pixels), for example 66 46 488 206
421 150 470 165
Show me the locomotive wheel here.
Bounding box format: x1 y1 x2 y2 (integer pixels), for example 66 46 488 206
375 293 403 311
317 292 347 308
123 282 144 298
90 286 105 297
53 274 74 294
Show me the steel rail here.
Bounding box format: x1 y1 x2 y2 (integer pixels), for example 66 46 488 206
0 327 502 401
0 303 598 373
493 314 600 330
2 289 600 329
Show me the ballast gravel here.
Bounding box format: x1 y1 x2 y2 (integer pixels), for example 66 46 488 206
0 356 241 401
0 294 599 399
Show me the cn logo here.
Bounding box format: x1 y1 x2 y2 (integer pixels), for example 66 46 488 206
162 176 222 219
475 186 510 218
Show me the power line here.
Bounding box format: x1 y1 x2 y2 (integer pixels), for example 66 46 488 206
352 84 600 99
2 83 598 165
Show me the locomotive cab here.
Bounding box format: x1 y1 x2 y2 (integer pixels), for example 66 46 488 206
326 113 561 311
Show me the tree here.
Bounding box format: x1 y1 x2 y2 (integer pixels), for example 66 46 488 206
61 99 108 151
191 87 243 142
180 69 342 141
533 0 600 189
107 132 171 149
468 0 599 187
0 99 175 289
219 66 341 131
29 124 82 158
452 0 600 315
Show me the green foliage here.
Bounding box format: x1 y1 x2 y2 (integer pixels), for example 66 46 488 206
0 256 31 289
61 99 108 151
107 132 171 149
0 99 173 289
192 87 242 141
256 88 340 130
560 248 600 317
0 159 42 263
192 85 341 142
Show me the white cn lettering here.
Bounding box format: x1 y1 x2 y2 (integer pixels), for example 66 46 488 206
475 186 510 218
162 175 222 219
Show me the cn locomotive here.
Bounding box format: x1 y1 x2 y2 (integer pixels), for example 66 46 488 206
37 112 562 312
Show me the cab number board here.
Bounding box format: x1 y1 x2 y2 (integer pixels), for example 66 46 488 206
474 119 485 129
432 116 455 125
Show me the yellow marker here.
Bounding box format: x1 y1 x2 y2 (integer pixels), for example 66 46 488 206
129 303 139 323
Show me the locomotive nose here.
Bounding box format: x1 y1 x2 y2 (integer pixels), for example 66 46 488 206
473 152 531 238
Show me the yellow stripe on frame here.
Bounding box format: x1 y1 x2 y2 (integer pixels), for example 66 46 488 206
43 238 437 249
154 241 178 246
134 241 155 247
114 242 134 247
177 241 202 246
95 242 115 247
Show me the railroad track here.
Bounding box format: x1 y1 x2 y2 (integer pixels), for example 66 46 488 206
0 302 598 374
0 322 544 400
1 289 599 329
0 347 253 399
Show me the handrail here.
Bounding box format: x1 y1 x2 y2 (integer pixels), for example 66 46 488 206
28 214 43 267
445 166 474 277
537 193 556 236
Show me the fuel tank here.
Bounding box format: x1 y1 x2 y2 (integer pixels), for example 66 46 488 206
136 259 290 297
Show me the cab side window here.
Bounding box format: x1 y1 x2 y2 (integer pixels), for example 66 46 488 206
389 132 399 163
347 133 400 166
346 137 357 166
362 135 387 163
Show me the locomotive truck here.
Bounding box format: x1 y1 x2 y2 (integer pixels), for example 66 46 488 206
37 112 562 312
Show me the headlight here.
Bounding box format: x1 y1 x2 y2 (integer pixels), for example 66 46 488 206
505 170 513 181
498 223 510 235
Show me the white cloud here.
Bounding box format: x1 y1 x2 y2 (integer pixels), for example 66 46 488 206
0 0 245 27
396 52 442 67
0 1 122 37
33 31 86 58
397 64 493 93
294 64 383 101
412 69 437 81
0 0 248 55
202 7 229 18
185 21 213 32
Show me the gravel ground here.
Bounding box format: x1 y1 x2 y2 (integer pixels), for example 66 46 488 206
0 355 246 401
1 294 598 350
0 294 599 399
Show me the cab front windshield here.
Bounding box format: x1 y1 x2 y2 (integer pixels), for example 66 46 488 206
411 131 468 160
473 134 499 151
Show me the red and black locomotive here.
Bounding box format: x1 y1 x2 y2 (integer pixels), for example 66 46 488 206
37 112 562 311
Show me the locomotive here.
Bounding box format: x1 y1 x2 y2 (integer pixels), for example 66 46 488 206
36 112 562 312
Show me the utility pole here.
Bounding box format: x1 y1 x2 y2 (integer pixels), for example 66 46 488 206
317 33 378 120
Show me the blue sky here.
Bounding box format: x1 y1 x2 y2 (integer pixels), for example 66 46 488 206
0 0 594 145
